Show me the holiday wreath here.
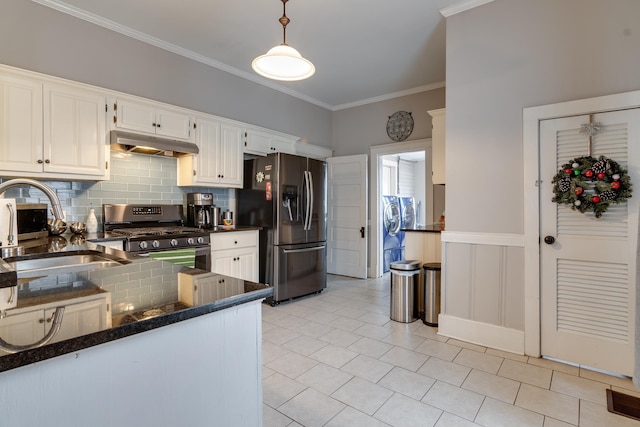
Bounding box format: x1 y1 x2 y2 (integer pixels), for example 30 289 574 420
551 155 632 218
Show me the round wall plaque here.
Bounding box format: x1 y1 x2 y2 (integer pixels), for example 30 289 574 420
386 111 414 142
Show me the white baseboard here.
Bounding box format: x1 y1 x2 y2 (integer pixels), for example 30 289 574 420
438 314 525 355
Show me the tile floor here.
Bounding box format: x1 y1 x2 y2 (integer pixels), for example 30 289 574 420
262 274 640 427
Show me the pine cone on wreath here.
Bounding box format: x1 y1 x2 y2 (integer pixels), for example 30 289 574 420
591 158 610 174
559 176 571 192
599 190 617 201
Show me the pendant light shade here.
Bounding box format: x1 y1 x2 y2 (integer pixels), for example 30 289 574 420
252 0 315 81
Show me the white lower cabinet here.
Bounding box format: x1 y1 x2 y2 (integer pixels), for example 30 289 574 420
0 292 111 356
210 230 259 282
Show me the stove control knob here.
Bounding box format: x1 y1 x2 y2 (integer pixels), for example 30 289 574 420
152 240 160 248
197 236 205 244
187 237 195 245
138 241 148 250
170 239 179 247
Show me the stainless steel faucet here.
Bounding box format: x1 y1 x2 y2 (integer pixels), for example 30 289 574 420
0 178 65 221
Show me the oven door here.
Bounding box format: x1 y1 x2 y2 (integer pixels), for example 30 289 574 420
143 246 211 271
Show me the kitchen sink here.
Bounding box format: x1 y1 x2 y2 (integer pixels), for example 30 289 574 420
6 251 130 279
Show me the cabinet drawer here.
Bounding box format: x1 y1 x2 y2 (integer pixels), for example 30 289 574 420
211 231 257 251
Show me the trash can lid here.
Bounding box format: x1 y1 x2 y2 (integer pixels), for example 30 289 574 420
390 260 421 271
423 262 442 270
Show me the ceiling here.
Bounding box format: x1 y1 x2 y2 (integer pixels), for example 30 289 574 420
35 0 466 110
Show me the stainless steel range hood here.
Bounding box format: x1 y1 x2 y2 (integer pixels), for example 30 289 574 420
110 130 198 158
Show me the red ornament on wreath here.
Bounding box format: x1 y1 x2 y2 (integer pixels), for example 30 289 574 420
592 195 601 203
574 187 583 195
597 172 606 180
564 168 572 175
611 181 621 190
584 169 594 178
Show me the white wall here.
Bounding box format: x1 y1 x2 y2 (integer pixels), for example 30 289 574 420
0 0 332 149
332 88 445 157
439 0 640 348
446 0 640 234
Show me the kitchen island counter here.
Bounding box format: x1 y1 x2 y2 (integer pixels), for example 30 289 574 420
0 237 272 372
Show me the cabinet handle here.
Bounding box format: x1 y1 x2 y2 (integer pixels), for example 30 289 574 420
234 241 238 244
156 123 161 128
45 159 50 164
152 123 157 127
37 159 43 164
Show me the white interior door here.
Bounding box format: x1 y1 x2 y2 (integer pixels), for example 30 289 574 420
326 154 368 278
540 109 640 376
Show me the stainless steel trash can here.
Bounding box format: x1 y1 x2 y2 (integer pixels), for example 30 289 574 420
423 262 441 326
390 260 421 323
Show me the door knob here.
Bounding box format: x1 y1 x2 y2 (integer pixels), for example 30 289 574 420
544 236 555 245
360 227 365 238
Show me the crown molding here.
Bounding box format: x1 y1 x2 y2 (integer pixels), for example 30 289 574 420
332 81 446 111
440 0 495 17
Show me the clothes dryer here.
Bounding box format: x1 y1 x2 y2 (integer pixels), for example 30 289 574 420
382 195 402 272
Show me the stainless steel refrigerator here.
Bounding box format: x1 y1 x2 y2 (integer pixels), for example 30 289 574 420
237 153 327 305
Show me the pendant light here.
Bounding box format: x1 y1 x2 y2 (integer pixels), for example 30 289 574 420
252 0 315 81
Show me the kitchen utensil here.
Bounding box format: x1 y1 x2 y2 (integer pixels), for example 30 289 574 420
47 218 67 236
70 221 87 234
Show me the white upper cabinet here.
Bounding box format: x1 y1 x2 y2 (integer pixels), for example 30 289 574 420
177 117 243 188
428 108 446 185
44 82 108 179
0 68 108 180
0 71 43 174
295 142 333 160
113 98 193 141
244 127 296 156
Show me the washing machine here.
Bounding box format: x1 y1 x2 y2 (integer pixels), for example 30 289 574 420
382 195 402 272
398 196 416 259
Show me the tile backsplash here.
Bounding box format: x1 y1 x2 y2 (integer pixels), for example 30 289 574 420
0 152 232 227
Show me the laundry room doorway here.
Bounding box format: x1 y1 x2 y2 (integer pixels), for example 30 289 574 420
370 139 434 278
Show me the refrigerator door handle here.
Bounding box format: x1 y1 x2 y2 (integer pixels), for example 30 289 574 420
304 170 311 230
308 170 314 231
283 245 326 254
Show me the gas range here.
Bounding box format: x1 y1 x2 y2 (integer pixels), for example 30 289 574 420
103 204 210 253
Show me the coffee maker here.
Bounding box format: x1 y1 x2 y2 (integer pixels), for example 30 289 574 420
187 193 218 228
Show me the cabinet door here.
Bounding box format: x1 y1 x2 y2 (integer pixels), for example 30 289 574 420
244 129 271 155
270 135 296 155
44 83 107 177
244 128 296 155
0 73 42 173
194 118 221 185
236 248 258 282
115 99 157 134
218 123 243 187
155 107 192 141
211 248 237 277
48 296 110 343
0 309 45 356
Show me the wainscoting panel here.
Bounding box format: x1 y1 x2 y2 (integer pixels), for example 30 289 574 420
440 232 525 353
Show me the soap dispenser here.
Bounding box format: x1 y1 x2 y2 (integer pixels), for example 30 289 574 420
86 207 98 233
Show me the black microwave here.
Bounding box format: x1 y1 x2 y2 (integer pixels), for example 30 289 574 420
17 203 48 241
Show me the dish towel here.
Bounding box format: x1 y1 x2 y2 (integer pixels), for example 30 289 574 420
149 248 196 268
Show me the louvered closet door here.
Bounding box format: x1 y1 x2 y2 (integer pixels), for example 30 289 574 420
540 109 640 376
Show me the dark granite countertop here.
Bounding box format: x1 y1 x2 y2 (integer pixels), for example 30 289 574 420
0 236 272 372
401 224 445 233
